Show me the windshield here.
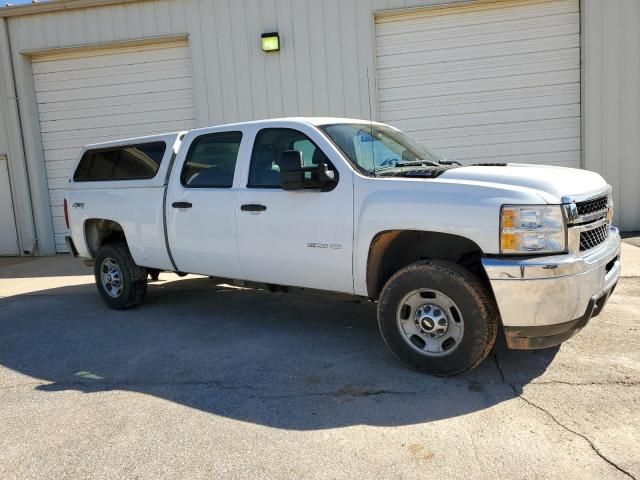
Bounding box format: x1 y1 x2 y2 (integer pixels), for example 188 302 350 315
320 123 446 174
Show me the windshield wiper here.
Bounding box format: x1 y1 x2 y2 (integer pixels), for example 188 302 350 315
375 160 440 171
395 160 440 167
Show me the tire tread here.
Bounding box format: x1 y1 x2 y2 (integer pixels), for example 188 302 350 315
94 242 147 309
377 260 498 376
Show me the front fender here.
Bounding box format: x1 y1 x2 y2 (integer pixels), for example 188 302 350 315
352 176 547 296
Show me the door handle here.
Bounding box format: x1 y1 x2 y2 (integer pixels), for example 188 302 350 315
172 201 193 209
241 204 267 212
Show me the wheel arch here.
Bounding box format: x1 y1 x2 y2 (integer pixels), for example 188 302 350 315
366 230 487 300
84 218 128 258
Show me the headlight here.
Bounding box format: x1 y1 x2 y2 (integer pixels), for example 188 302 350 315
500 205 566 254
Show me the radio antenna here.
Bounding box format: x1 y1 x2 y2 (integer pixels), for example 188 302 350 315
366 67 376 177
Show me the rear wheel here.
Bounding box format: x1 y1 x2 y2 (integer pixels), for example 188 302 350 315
377 260 498 376
94 242 147 309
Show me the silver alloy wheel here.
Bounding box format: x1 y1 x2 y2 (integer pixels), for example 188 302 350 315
396 288 464 357
100 258 123 298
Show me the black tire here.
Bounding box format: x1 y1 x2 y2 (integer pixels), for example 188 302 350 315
94 242 147 309
377 260 498 376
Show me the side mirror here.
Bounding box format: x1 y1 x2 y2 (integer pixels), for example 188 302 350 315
279 150 305 191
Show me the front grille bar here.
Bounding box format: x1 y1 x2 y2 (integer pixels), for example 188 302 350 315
564 193 611 226
576 195 609 216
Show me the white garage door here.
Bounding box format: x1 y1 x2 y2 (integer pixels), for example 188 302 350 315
375 0 580 167
32 41 196 252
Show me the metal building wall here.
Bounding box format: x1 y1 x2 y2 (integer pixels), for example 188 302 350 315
582 0 640 230
2 0 455 254
0 18 37 254
0 0 638 255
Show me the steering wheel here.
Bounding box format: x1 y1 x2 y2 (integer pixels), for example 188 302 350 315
379 157 399 167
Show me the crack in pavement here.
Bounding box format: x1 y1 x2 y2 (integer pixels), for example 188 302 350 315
517 394 637 480
492 354 637 480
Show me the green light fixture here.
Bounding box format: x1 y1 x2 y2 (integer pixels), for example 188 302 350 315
261 32 280 52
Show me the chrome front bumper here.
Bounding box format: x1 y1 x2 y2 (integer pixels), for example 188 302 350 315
482 227 621 349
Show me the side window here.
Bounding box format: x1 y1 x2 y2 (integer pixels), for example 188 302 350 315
180 131 243 188
248 128 333 188
73 142 166 182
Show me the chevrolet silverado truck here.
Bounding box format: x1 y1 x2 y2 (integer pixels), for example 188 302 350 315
64 117 621 375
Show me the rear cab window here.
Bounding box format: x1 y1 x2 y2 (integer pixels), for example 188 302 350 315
73 142 166 182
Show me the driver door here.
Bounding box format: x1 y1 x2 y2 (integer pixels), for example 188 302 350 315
236 126 354 293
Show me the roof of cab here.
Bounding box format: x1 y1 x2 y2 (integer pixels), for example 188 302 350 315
187 116 384 130
81 117 387 150
181 116 387 136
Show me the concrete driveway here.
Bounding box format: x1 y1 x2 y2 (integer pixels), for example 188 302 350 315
1 245 639 479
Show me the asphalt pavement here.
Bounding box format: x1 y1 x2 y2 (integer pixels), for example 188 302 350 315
1 245 639 479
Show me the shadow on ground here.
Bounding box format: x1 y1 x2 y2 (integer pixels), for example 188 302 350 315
0 278 558 430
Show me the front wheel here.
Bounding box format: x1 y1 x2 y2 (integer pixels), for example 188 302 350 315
377 260 498 376
94 242 147 309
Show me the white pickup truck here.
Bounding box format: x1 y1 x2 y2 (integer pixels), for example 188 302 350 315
65 117 621 375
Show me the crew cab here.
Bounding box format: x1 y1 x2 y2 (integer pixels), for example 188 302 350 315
64 117 621 375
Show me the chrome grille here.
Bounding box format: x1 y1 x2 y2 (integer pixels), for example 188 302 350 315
576 195 608 216
580 224 609 251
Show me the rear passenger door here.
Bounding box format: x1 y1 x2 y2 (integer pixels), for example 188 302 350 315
166 130 245 278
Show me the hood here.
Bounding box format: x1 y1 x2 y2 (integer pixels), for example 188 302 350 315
439 163 609 203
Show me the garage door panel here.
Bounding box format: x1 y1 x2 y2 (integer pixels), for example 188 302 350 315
40 120 190 146
33 57 191 85
427 125 580 149
45 162 76 180
377 47 579 82
376 19 579 57
377 56 579 92
38 97 195 124
438 150 581 167
34 64 192 93
43 148 80 162
411 117 580 144
36 89 195 114
376 10 578 45
380 93 579 123
378 70 579 103
36 76 193 104
375 0 580 170
51 216 67 230
39 107 196 134
44 157 76 171
34 42 195 253
376 0 576 31
435 137 580 160
46 178 69 190
379 83 579 115
377 34 579 70
48 191 66 208
396 104 579 133
53 233 68 252
31 42 189 74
